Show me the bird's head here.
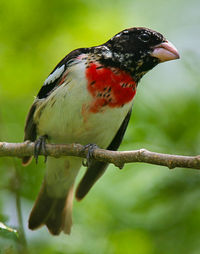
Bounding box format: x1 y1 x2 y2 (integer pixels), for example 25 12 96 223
98 27 180 81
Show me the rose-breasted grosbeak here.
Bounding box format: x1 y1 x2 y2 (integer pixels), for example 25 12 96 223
22 27 179 235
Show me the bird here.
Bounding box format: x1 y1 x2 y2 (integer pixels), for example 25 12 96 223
22 27 180 235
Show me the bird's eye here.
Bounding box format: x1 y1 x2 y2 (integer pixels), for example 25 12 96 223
139 33 150 42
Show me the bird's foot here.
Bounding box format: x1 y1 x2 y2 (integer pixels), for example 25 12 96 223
82 144 98 167
34 135 48 164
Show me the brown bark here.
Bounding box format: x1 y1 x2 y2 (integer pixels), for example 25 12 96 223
1 141 200 170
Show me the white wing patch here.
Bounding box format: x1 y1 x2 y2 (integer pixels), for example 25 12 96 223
44 64 65 85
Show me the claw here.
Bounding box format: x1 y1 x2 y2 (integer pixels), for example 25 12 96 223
82 144 98 167
34 135 48 164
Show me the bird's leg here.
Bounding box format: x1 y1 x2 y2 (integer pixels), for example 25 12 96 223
82 144 99 167
34 135 48 164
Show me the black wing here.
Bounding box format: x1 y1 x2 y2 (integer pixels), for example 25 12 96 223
37 48 88 99
22 48 88 165
22 103 38 165
75 109 132 200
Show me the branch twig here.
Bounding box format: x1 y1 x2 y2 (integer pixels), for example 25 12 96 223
0 141 200 170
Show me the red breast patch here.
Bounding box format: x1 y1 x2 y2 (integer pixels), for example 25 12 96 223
85 63 136 113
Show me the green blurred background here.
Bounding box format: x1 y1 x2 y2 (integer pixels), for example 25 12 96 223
0 0 200 253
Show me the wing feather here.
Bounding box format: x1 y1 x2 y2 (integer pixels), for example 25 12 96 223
37 48 88 99
22 103 37 165
22 48 88 165
75 109 132 200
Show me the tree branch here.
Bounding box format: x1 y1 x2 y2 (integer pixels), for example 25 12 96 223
0 141 200 170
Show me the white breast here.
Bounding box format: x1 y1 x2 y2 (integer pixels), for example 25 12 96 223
34 60 133 149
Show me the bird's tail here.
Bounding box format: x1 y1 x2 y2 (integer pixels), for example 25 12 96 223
28 157 81 235
28 180 74 235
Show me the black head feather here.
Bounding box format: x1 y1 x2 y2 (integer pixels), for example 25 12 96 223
98 27 167 81
107 27 165 54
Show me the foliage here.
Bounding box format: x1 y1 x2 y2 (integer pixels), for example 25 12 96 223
0 0 200 253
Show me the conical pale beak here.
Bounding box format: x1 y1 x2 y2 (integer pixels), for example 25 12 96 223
151 40 180 62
